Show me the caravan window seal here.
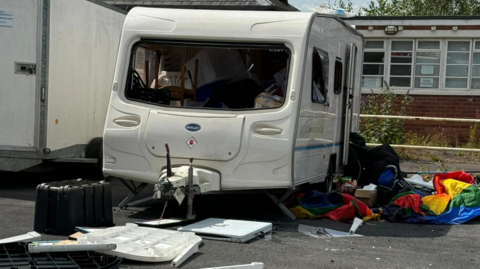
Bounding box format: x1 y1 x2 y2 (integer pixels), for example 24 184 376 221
124 40 292 112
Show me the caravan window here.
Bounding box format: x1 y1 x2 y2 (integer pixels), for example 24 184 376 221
124 41 290 110
312 48 329 103
334 59 343 94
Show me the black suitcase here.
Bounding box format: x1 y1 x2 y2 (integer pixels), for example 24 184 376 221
34 179 114 236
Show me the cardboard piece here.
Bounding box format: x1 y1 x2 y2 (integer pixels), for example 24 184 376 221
68 232 83 240
355 189 377 207
255 92 284 108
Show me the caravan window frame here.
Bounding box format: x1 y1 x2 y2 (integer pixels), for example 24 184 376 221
124 39 292 112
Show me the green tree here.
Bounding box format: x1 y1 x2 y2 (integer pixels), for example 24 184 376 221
322 0 356 13
363 0 480 16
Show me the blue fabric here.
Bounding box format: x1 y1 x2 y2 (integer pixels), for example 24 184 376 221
197 80 228 107
413 190 429 197
300 190 344 208
424 205 480 225
378 169 395 187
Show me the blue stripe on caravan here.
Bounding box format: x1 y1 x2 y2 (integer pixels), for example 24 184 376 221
295 142 342 151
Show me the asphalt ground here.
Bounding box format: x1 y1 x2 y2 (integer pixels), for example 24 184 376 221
1 166 480 269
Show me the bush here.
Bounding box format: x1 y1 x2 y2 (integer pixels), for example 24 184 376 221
360 85 413 144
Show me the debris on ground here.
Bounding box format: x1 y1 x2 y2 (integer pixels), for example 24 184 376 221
78 223 202 263
28 242 117 253
0 242 122 269
349 218 363 234
178 218 272 243
0 231 41 244
198 263 264 269
379 171 480 224
405 174 435 191
355 185 377 207
284 191 377 221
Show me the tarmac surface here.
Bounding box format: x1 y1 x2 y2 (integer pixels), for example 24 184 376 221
1 165 480 269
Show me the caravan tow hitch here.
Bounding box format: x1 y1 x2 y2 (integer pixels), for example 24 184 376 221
153 144 197 220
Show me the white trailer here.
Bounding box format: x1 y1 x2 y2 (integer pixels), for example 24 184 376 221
103 8 364 213
0 0 125 172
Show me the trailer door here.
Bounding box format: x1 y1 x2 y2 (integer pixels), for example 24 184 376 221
0 0 39 149
342 43 357 166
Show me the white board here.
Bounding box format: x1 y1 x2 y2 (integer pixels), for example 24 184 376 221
78 223 202 262
178 218 272 243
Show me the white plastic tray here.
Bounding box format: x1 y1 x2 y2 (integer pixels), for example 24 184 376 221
77 223 202 262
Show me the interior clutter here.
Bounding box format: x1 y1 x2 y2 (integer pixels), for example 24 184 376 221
126 43 290 110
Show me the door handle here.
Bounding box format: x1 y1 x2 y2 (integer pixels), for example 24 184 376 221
113 117 140 127
254 127 283 135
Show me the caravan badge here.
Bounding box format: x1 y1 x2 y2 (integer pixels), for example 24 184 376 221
186 123 201 132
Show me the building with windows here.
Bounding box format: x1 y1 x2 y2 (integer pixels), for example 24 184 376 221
345 17 480 140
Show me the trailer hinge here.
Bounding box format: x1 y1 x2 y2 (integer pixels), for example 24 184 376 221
41 88 45 101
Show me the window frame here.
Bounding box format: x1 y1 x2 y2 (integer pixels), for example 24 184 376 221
413 39 442 90
311 47 329 104
444 39 472 91
388 39 415 89
471 40 480 90
123 40 292 111
362 39 385 89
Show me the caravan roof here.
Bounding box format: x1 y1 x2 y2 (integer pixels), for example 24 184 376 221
122 8 314 46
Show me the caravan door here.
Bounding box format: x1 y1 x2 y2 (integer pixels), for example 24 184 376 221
0 0 39 150
341 43 358 166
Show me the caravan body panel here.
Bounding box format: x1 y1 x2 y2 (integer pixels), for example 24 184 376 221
293 16 364 185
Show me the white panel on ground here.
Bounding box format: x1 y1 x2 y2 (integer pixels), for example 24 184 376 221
0 0 37 148
178 218 272 243
77 223 202 262
0 231 41 244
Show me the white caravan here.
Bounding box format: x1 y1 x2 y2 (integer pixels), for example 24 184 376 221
0 0 125 172
103 7 364 213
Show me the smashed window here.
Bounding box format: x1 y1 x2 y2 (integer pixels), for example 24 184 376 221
312 48 328 103
125 42 290 110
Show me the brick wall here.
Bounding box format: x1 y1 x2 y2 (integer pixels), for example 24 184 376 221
362 94 480 141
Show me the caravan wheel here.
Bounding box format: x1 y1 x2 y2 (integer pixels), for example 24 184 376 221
319 161 334 193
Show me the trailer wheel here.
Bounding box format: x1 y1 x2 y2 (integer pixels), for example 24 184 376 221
319 160 334 193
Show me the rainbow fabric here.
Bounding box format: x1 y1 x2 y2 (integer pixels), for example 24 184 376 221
286 191 377 222
389 171 480 224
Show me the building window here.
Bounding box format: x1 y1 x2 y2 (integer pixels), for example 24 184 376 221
390 40 413 87
415 40 441 89
445 40 471 89
312 48 328 103
362 40 384 88
472 40 480 89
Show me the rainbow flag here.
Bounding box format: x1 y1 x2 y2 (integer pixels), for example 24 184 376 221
286 191 377 222
387 171 480 224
